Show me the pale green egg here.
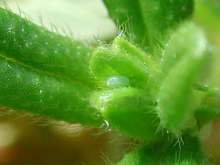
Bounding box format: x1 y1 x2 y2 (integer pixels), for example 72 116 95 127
106 75 130 88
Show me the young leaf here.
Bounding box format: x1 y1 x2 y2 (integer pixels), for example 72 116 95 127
157 23 208 135
90 87 162 141
90 36 161 89
161 22 208 74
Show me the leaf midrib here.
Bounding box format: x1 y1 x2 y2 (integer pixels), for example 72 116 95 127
0 53 92 90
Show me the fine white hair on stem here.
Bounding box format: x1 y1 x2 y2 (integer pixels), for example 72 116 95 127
51 121 85 137
16 2 22 17
49 19 60 34
1 0 12 11
174 150 182 164
36 11 45 27
100 150 113 165
61 25 69 37
173 134 184 149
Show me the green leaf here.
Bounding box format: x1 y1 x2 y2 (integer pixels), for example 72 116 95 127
161 22 207 74
90 87 162 141
157 23 208 135
102 0 194 50
0 7 95 87
0 57 103 126
90 36 161 89
0 7 102 126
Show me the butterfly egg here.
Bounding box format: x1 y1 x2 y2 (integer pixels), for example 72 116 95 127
106 75 130 88
90 36 162 89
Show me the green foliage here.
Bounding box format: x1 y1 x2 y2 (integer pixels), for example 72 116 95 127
0 7 102 126
117 137 210 165
0 0 220 164
90 36 161 89
160 22 208 74
102 0 194 51
157 22 208 135
0 8 95 87
90 87 162 141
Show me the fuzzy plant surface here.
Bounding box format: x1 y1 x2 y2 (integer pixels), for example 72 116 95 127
0 0 220 164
